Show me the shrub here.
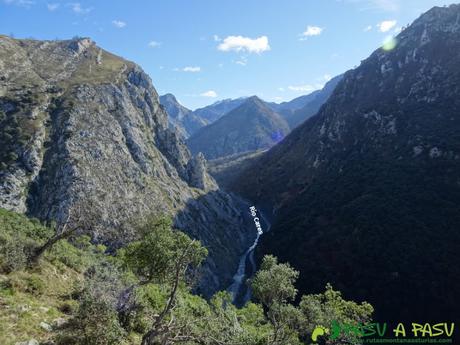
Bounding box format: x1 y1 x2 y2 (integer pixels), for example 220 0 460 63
76 296 126 345
0 209 56 272
57 295 126 345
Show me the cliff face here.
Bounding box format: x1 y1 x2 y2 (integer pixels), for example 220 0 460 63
0 36 253 295
232 5 460 320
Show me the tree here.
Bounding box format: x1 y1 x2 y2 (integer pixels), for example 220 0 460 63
28 199 96 264
120 216 208 345
299 284 373 344
251 255 304 345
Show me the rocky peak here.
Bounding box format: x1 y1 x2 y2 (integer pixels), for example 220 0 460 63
412 4 460 33
187 152 217 191
67 37 94 54
244 95 266 109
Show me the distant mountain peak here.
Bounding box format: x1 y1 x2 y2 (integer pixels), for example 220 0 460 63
241 95 269 109
187 94 289 160
159 93 208 138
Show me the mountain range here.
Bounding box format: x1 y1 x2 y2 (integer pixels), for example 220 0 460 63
232 4 460 321
187 96 290 160
159 75 341 143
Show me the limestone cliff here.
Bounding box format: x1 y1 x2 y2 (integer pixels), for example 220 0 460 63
0 35 253 295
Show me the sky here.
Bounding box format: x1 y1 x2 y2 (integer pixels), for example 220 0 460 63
0 0 453 109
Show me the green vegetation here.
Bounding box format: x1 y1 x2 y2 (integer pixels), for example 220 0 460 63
0 208 373 344
207 150 265 189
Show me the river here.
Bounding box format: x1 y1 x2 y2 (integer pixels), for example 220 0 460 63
227 206 271 306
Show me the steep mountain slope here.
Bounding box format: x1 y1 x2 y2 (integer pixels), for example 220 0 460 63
207 150 265 189
159 93 208 138
192 97 247 123
267 92 320 115
283 74 343 128
233 5 460 321
0 35 254 295
187 96 290 160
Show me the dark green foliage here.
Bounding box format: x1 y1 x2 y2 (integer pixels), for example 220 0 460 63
251 255 304 345
0 208 52 272
0 208 375 344
59 295 126 345
120 216 208 285
300 283 373 344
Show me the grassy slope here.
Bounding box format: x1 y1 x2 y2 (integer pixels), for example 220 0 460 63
0 208 114 344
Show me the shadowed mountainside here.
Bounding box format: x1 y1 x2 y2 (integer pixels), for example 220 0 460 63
232 4 460 321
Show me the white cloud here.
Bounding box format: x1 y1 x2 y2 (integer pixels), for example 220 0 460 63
300 25 323 39
377 20 397 32
288 84 323 92
46 3 59 10
213 35 221 42
364 25 373 32
3 0 34 7
69 2 92 14
148 41 161 48
217 35 270 54
182 66 201 72
200 90 217 98
323 74 332 82
234 56 248 66
112 20 126 28
278 87 285 92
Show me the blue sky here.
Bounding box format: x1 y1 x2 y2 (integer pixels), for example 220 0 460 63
0 0 453 109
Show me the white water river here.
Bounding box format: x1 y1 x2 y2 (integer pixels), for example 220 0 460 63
227 206 270 305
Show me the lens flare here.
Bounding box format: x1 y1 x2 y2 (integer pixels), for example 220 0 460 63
271 130 284 143
382 36 397 51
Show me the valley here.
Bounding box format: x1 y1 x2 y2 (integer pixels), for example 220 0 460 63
1 2 460 344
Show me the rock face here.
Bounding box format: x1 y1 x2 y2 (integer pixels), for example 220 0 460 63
159 93 208 138
233 5 460 321
187 96 290 160
0 35 254 295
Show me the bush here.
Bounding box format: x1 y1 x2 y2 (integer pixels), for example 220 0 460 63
76 296 126 345
0 234 28 272
57 295 126 345
0 208 53 272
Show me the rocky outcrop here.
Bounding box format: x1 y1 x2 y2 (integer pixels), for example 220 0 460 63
0 35 253 295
